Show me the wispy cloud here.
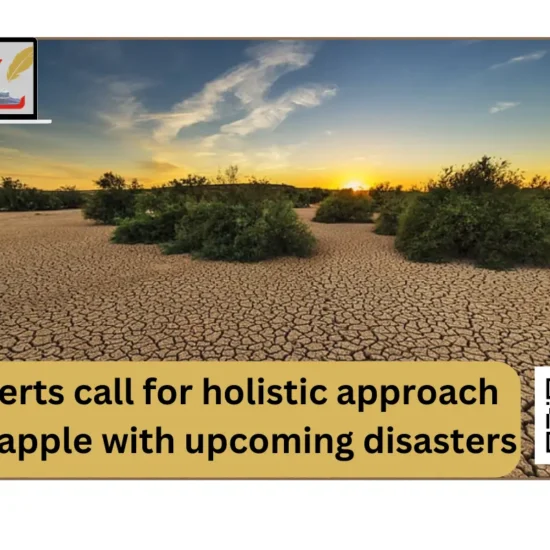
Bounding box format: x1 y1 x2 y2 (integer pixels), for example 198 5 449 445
138 160 179 173
135 40 322 142
218 85 337 138
489 50 546 70
96 78 151 130
324 130 333 136
254 146 292 170
489 101 520 114
200 134 222 149
351 156 366 162
0 146 22 157
95 41 336 148
194 151 216 157
228 152 248 163
251 144 309 171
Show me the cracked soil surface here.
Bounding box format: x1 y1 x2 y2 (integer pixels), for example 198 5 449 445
1 208 549 478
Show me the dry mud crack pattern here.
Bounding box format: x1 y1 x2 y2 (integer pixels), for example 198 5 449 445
1 208 549 479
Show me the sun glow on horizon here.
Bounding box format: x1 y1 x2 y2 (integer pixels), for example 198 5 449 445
341 180 368 192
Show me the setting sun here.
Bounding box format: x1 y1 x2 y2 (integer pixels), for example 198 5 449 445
342 180 368 192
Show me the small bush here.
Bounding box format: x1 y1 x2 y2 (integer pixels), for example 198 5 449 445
288 187 331 207
82 172 142 225
0 177 85 211
292 189 311 208
308 187 332 204
55 186 86 209
111 206 189 245
427 155 523 195
369 182 402 211
133 189 190 217
395 192 481 263
473 193 550 269
374 192 411 235
313 190 373 223
164 199 316 262
83 189 138 225
394 157 550 269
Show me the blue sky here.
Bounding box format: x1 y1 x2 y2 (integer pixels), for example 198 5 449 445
1 39 548 189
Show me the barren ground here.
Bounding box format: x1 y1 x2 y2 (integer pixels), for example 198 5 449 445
1 208 549 478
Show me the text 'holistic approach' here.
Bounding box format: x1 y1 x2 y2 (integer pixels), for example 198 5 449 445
0 361 521 478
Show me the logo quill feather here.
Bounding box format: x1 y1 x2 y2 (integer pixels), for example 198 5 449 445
6 46 33 82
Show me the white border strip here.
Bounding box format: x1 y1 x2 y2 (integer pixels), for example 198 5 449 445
6 0 550 37
0 120 52 124
0 480 548 549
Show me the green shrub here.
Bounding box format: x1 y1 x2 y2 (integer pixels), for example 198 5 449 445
473 193 550 269
308 187 332 204
394 157 550 269
374 192 411 235
292 189 311 208
369 182 402 211
163 199 316 262
287 187 331 207
0 177 83 211
396 192 481 263
82 188 138 225
82 172 142 225
133 188 190 216
111 206 189 245
54 186 86 209
44 193 64 211
426 155 523 195
313 190 373 223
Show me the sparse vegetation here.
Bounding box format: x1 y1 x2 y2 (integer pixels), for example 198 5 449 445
0 177 87 212
9 157 550 271
215 164 240 184
1 163 332 223
313 189 374 223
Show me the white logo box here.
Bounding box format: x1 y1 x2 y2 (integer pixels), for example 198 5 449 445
534 366 550 464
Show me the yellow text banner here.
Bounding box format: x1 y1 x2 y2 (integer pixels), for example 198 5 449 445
0 361 521 478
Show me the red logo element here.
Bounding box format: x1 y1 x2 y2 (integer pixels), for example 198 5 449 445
0 95 25 109
0 58 25 109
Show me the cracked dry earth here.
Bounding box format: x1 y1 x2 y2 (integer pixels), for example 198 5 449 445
1 208 549 478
